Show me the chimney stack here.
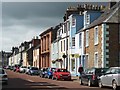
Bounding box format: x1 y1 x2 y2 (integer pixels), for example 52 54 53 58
109 0 116 9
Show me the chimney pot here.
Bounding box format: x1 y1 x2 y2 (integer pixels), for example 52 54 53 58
109 1 116 9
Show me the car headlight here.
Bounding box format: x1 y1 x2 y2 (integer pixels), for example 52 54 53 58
97 76 100 79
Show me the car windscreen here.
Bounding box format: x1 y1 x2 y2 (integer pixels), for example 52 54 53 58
95 68 108 74
51 68 56 72
0 69 5 74
57 69 68 72
23 66 27 68
31 67 38 70
116 68 120 74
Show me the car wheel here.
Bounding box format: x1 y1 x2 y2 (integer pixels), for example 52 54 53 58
52 76 54 80
39 75 41 77
41 74 44 78
48 75 50 79
45 75 47 78
79 78 83 85
98 80 103 88
56 76 58 80
28 72 30 75
112 80 118 90
88 79 92 87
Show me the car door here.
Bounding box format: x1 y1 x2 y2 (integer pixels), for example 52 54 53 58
106 68 116 86
101 69 112 86
82 69 90 84
53 69 57 78
115 68 120 85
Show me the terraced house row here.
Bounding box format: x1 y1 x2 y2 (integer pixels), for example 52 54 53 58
7 2 120 76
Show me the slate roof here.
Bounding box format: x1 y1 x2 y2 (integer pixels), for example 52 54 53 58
82 1 120 31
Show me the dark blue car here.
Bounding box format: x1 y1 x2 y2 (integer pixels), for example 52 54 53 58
28 67 39 75
45 67 56 79
39 67 48 78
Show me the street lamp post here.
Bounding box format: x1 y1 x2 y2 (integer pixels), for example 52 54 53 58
62 54 67 69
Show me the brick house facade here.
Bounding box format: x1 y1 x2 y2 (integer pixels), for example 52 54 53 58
83 2 120 68
40 26 58 68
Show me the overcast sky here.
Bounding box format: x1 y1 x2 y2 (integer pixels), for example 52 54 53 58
1 1 108 52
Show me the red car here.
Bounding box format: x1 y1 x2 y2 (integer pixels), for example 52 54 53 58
16 67 20 72
52 68 71 81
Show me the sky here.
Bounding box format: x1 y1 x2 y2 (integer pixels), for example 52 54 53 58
1 1 109 52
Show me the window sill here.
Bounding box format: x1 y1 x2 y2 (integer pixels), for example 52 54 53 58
94 43 98 46
85 45 89 48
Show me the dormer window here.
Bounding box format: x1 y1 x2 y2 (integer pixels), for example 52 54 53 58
86 14 90 25
72 18 76 27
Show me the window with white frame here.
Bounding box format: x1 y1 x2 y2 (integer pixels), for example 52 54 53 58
64 23 67 33
72 37 75 47
64 40 65 51
72 18 76 27
62 28 63 34
79 33 82 47
86 30 89 47
52 43 54 54
94 52 98 67
94 26 99 45
67 21 70 31
67 38 68 50
61 41 62 52
86 14 90 25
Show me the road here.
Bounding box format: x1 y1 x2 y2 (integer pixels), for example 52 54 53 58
2 70 112 90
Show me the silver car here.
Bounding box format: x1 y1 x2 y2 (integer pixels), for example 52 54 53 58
19 66 27 73
0 68 8 84
98 67 120 90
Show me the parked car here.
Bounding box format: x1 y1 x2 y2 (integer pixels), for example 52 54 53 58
39 67 48 78
4 66 11 70
6 66 11 70
79 67 108 87
98 67 120 90
13 66 17 72
13 65 20 72
28 67 39 75
16 66 20 72
44 67 56 79
25 66 31 74
0 68 8 84
19 66 27 73
52 68 71 81
10 66 14 70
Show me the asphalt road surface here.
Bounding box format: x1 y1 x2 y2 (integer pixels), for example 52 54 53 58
2 70 112 90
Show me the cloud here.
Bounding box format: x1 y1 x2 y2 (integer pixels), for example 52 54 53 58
2 2 108 51
2 25 42 51
2 2 72 19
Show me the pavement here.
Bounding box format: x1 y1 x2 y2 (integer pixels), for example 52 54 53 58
71 76 79 83
3 70 111 90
